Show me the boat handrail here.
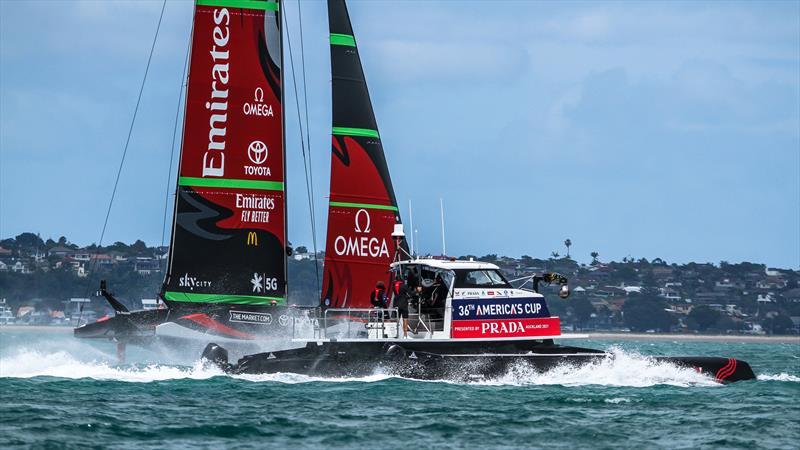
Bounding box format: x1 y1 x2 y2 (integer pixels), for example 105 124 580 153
321 307 400 339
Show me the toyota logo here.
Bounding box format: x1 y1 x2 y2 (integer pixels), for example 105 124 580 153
248 140 268 165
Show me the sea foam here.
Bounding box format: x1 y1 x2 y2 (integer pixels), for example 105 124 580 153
0 345 733 387
757 373 800 382
0 349 223 382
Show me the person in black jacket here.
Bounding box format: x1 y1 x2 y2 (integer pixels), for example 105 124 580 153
370 281 388 309
394 280 412 338
427 275 448 324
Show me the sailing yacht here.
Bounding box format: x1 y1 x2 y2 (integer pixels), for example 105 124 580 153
76 0 755 383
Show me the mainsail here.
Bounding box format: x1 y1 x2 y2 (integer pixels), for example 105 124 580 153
321 0 407 308
163 0 287 307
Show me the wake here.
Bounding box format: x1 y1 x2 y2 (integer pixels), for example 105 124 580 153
0 346 764 387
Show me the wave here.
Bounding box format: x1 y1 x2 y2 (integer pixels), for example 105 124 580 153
0 349 223 382
0 346 399 384
1 346 735 387
459 347 721 387
757 373 800 382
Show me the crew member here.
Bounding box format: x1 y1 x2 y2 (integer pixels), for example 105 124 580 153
393 280 412 338
427 275 448 327
371 281 388 308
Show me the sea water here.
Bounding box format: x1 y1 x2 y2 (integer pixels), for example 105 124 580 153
1 329 798 449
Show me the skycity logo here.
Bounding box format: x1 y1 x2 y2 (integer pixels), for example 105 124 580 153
333 208 389 258
178 273 212 290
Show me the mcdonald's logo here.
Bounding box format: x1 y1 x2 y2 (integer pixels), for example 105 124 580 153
247 232 258 246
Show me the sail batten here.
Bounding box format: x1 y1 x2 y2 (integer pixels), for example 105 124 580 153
164 0 287 307
331 127 379 138
195 0 278 11
329 33 356 47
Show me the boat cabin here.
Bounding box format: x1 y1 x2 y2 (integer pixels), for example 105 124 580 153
307 258 564 342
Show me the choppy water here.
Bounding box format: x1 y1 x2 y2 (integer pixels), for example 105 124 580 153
1 329 798 449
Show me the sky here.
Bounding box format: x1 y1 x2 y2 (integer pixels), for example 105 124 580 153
1 0 798 268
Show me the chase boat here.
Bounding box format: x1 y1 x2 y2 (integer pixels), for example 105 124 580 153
203 257 756 383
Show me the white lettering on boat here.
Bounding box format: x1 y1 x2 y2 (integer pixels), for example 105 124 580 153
333 209 389 258
481 321 527 334
203 8 230 177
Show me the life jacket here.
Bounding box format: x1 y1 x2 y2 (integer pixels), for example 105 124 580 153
373 288 386 305
393 280 403 296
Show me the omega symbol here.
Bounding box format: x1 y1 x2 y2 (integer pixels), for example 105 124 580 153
354 209 371 233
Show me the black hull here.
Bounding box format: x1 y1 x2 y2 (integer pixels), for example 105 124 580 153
74 305 315 343
203 340 756 383
73 309 168 344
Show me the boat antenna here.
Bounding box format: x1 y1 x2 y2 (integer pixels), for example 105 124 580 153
408 199 415 257
440 198 446 256
80 0 167 322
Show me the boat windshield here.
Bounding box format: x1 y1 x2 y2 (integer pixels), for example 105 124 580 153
454 269 511 288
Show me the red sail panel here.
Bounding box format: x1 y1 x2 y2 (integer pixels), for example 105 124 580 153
322 137 399 308
164 0 286 306
321 0 406 308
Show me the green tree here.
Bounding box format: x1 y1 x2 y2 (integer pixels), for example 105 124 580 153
590 251 599 265
687 305 722 332
571 297 594 330
622 294 676 332
131 239 148 254
15 232 44 250
564 239 572 258
762 314 795 335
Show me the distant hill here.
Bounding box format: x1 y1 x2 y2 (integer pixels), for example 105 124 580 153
1 232 798 334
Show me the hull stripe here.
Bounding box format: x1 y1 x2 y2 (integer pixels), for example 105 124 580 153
715 358 737 381
179 313 255 339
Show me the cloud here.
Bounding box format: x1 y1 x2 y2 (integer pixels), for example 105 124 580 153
365 39 528 84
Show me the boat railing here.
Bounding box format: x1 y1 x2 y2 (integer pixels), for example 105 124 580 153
318 308 400 340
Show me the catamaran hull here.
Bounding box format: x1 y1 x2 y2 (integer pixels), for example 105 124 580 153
203 340 756 383
74 305 316 341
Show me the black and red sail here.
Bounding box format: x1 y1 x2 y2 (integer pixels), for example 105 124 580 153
163 0 286 307
321 0 407 308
